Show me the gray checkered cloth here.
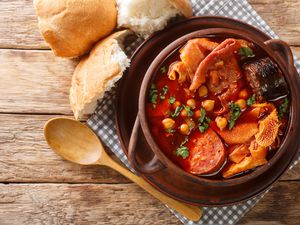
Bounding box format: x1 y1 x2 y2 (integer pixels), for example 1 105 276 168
87 0 300 224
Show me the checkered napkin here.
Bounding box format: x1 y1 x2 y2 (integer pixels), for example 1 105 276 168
87 0 300 224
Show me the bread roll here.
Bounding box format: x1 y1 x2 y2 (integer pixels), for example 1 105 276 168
116 0 193 37
70 30 131 120
34 0 117 58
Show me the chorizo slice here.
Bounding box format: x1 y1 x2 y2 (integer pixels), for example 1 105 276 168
185 128 226 175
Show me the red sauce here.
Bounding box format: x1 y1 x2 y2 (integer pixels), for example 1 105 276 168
146 37 289 179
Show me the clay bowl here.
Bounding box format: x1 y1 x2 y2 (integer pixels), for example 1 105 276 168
116 16 300 206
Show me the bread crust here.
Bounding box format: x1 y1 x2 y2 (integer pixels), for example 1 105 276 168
168 0 193 17
69 30 130 120
34 0 117 57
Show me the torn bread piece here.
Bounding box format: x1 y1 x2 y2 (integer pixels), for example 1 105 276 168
70 30 131 120
34 0 117 58
116 0 193 37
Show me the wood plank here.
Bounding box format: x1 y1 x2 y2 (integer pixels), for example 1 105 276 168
0 113 299 183
0 183 181 225
0 182 299 225
0 114 129 183
239 181 300 225
0 49 77 114
0 0 300 49
1 47 300 114
249 0 300 46
0 0 47 49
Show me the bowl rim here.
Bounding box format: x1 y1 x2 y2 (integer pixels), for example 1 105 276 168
138 27 300 186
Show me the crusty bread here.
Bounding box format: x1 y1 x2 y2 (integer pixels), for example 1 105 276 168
34 0 117 58
168 0 193 17
70 30 131 120
116 0 193 37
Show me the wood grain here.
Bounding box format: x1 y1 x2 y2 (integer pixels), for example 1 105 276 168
0 182 299 225
1 47 300 115
249 0 300 46
0 113 299 184
0 183 181 225
0 114 129 183
240 181 300 225
0 49 77 114
0 0 300 50
0 0 46 49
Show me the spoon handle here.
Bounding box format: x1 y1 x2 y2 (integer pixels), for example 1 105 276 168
101 156 202 221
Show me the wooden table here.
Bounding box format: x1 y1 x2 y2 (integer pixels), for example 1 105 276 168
0 0 299 224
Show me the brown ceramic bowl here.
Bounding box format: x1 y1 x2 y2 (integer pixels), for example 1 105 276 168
116 17 300 206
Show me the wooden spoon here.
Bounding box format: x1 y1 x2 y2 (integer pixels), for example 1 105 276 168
44 117 202 221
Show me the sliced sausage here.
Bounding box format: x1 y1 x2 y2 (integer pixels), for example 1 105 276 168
185 128 226 175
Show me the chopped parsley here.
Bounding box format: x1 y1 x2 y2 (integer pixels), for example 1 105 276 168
181 136 189 146
160 66 167 74
198 108 206 123
246 94 256 106
228 102 241 130
160 85 169 100
239 47 255 59
198 108 211 133
278 97 289 119
176 146 189 159
166 128 176 134
171 105 183 118
149 84 158 108
168 96 176 104
184 105 194 117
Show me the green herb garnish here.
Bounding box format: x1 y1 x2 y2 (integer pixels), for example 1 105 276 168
168 96 176 104
239 47 255 59
176 146 189 159
278 97 289 119
184 105 194 117
198 108 210 133
160 85 169 100
246 94 256 106
149 84 158 108
181 136 189 146
198 108 206 123
171 106 183 118
228 102 241 130
160 66 167 74
166 128 176 134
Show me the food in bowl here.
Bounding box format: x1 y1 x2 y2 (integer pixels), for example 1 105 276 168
146 37 290 179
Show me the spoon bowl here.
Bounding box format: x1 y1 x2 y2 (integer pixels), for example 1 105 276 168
44 117 202 221
44 117 102 165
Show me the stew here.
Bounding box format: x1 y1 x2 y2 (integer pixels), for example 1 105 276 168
147 37 290 179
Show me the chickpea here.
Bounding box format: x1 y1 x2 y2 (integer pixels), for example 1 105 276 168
162 118 175 130
202 100 215 111
198 85 208 97
179 123 190 135
180 109 187 118
186 99 196 109
194 110 201 119
172 101 181 109
215 116 228 130
239 89 249 99
235 99 247 110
